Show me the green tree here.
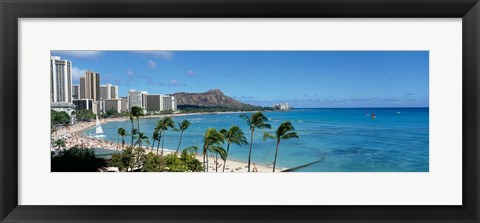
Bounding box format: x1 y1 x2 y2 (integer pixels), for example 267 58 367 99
158 117 175 155
151 128 160 150
52 138 66 150
201 128 225 172
135 132 150 148
131 106 144 133
111 147 145 172
117 128 128 149
176 120 191 153
129 114 135 146
182 146 198 156
220 126 248 172
263 121 299 172
51 146 106 172
75 109 95 122
142 152 166 172
239 112 271 172
180 152 203 172
212 143 227 172
51 110 71 126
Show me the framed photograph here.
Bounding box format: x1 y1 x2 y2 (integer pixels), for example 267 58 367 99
1 0 479 222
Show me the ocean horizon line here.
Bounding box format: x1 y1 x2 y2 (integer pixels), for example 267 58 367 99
279 107 429 109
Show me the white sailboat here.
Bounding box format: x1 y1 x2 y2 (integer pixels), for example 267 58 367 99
94 115 106 138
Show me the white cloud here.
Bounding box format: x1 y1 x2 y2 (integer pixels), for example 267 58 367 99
132 51 174 59
51 51 102 59
169 80 183 86
186 70 197 77
72 66 87 83
147 60 157 69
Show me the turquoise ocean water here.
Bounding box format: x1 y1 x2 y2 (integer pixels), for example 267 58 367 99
85 108 429 172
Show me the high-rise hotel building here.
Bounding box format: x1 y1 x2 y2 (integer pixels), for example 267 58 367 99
50 56 73 103
80 70 100 101
146 94 177 112
100 84 119 100
128 90 144 110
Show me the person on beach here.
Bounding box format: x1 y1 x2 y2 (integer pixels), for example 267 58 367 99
253 163 258 172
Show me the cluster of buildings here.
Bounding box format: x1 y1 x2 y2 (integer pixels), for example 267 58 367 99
50 56 177 124
273 102 291 111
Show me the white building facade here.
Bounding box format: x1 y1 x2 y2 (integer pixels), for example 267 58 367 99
128 90 145 111
50 56 73 103
100 84 119 100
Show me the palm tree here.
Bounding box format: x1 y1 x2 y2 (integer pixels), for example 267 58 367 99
219 126 248 172
239 112 271 172
176 120 191 153
131 106 144 133
135 132 150 148
151 128 160 150
129 114 135 146
53 138 66 150
202 128 225 172
154 120 163 154
159 117 175 155
182 146 198 156
263 121 299 172
117 127 128 149
212 143 227 172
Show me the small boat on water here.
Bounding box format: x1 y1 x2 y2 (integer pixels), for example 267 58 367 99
371 112 376 119
91 116 106 138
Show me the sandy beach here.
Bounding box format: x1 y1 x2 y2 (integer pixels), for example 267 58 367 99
51 113 279 172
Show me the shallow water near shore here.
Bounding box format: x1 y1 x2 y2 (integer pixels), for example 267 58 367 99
85 108 429 172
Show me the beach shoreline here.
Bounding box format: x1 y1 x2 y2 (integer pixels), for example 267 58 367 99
52 110 279 172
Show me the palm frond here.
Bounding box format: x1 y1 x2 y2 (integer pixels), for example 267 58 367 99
182 146 198 155
257 123 271 129
281 132 299 140
209 146 227 161
263 132 275 141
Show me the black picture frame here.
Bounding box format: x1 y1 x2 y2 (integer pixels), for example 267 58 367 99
1 0 479 222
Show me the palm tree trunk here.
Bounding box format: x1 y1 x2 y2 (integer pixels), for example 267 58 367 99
215 153 218 172
247 129 254 172
117 135 119 150
223 143 230 172
121 136 125 149
156 130 163 155
206 152 209 172
137 118 140 133
156 137 161 155
161 131 166 155
203 153 206 172
131 121 134 146
273 139 280 172
176 131 184 153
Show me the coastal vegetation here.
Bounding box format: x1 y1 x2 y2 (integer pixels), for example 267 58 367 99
110 146 202 172
239 112 272 172
156 117 175 155
51 146 107 172
263 121 299 172
52 109 298 172
51 109 71 127
76 109 95 122
201 128 226 172
117 127 128 148
176 120 191 153
219 126 248 172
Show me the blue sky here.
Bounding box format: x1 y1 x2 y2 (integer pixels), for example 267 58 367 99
51 51 429 108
